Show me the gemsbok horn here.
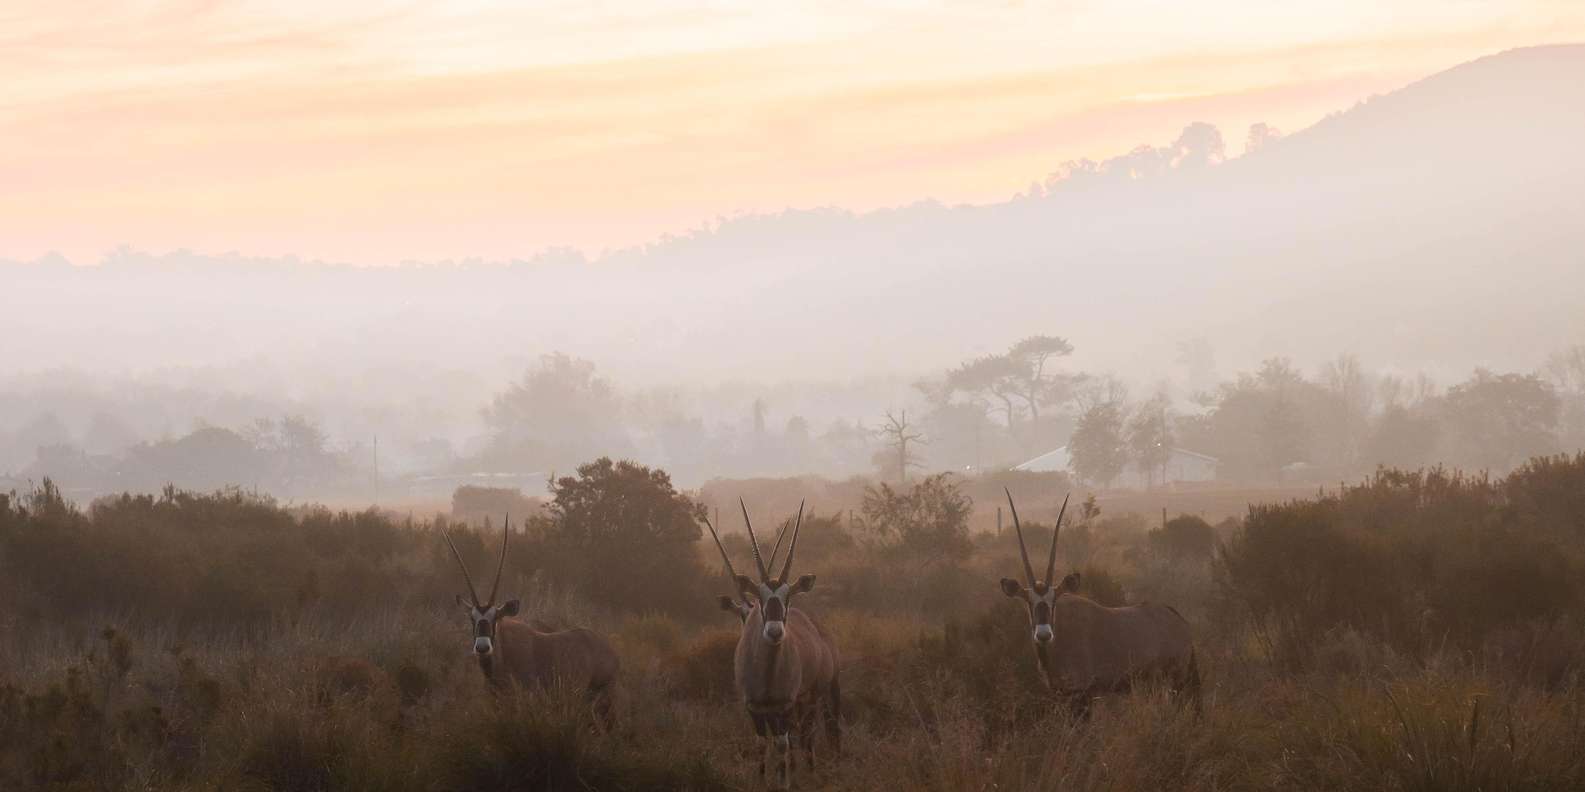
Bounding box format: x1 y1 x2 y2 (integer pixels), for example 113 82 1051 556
998 491 1200 715
443 516 620 722
703 500 841 790
708 514 792 623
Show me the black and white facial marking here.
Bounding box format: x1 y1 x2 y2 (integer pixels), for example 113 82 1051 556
736 574 815 645
1001 573 1079 644
457 595 520 655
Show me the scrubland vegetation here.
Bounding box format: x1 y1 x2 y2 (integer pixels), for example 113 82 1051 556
4 453 1585 790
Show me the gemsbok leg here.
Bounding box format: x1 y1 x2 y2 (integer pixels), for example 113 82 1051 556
797 700 818 770
771 716 792 790
824 678 842 755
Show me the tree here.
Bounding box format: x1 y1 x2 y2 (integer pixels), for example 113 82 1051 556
1070 401 1128 488
1245 122 1282 154
872 409 925 485
938 336 1078 434
482 353 631 471
1364 404 1440 470
1127 393 1173 488
856 473 972 563
1442 369 1560 471
540 457 706 614
945 354 1023 431
1184 358 1320 482
1543 345 1585 452
1261 396 1307 482
1006 335 1076 425
1318 354 1374 473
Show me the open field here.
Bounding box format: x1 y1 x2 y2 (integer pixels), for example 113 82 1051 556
5 455 1585 790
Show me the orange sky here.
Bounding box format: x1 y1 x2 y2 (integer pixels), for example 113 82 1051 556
3 1 1583 265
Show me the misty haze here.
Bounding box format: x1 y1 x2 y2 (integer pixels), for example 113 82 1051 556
4 5 1585 791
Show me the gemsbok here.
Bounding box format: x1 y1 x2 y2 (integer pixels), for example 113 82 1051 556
443 519 620 721
999 491 1200 715
703 501 840 790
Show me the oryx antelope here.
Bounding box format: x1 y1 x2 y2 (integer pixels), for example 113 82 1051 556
703 501 841 790
443 520 620 720
999 491 1199 714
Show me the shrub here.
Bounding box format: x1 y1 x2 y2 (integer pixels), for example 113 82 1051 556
1149 514 1216 561
1218 461 1585 669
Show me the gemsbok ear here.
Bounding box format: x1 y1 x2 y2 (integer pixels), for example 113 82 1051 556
733 574 758 597
717 595 739 612
793 574 816 593
1059 572 1081 593
454 593 471 609
498 599 521 616
1000 578 1025 597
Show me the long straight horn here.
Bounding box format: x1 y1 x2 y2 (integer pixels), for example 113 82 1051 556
487 513 509 606
1005 488 1037 587
442 528 481 607
741 498 769 582
766 517 791 571
701 512 740 582
1044 493 1071 587
779 500 805 583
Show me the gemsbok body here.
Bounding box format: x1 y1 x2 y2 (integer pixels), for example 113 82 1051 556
704 502 840 790
999 492 1199 715
444 521 620 721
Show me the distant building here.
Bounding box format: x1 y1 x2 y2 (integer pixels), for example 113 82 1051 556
1014 446 1218 488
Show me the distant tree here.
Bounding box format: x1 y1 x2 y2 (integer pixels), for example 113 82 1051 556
540 457 706 613
1364 404 1440 470
1070 401 1128 488
1171 122 1226 169
945 354 1023 431
857 473 972 564
785 415 810 445
1261 396 1307 482
1176 337 1217 395
1127 393 1173 487
482 353 630 471
1190 358 1320 482
1245 122 1282 154
1442 369 1560 471
1006 335 1076 425
1072 374 1128 414
126 426 262 492
1543 345 1585 452
872 409 925 485
13 412 71 458
82 412 138 455
1318 354 1374 473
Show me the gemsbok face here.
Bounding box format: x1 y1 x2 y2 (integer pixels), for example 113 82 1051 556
704 500 841 791
998 492 1073 646
999 490 1201 716
442 518 621 722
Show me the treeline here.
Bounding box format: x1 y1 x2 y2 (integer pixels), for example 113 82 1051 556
3 415 366 501
7 343 1585 508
